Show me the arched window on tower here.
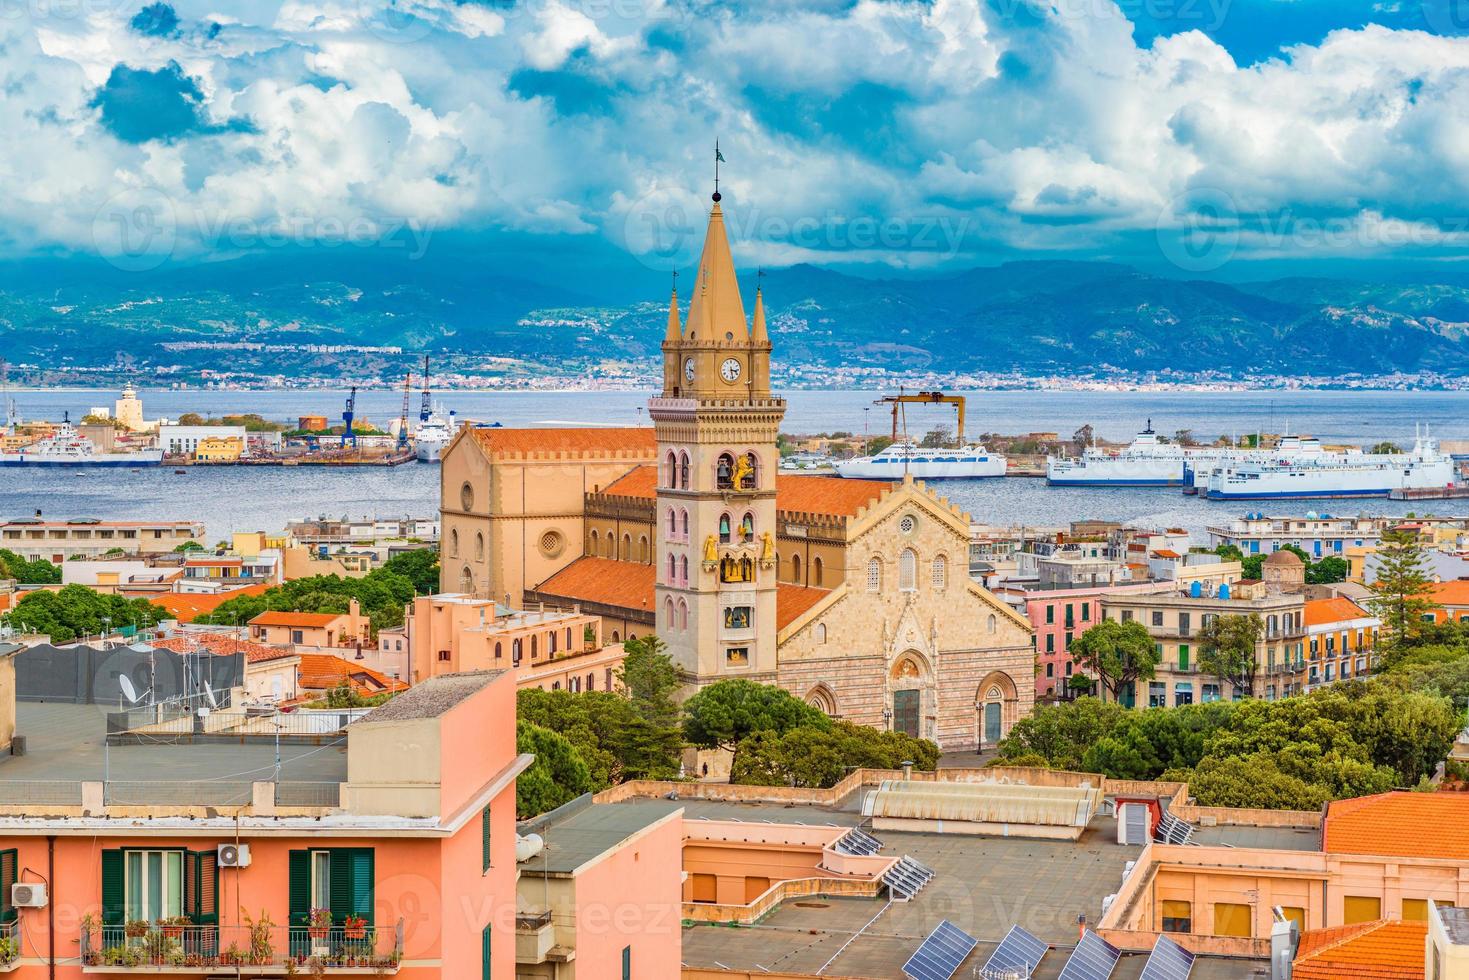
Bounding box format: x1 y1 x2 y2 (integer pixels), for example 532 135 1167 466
678 451 690 489
589 529 598 554
666 553 676 584
622 534 632 561
665 450 676 487
664 596 674 627
639 535 649 563
679 555 689 586
812 556 824 587
716 452 735 490
678 598 689 630
449 529 459 558
666 509 676 537
474 532 484 561
679 508 689 539
867 557 882 592
719 513 731 544
792 553 802 584
899 549 917 591
741 513 754 542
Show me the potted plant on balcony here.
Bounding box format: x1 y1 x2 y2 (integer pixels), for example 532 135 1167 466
307 908 332 940
244 907 276 964
342 914 368 940
160 914 191 940
124 919 150 940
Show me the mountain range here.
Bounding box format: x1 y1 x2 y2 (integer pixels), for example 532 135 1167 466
4 250 1469 382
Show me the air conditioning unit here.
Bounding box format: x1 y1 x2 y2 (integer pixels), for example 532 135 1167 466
218 843 252 868
12 882 48 908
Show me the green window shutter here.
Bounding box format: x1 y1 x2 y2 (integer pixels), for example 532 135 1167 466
481 924 492 980
288 850 312 926
482 805 492 873
101 849 125 926
329 848 374 924
193 850 219 925
0 849 16 923
1179 645 1190 670
622 944 631 980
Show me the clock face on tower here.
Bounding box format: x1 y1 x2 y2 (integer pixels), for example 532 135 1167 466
684 358 696 382
720 358 742 383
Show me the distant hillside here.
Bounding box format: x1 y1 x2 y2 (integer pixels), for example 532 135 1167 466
5 253 1469 381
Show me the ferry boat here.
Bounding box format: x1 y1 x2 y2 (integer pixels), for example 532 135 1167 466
0 417 163 468
834 441 1007 480
1046 423 1197 486
414 407 456 463
1182 435 1332 494
1205 433 1456 499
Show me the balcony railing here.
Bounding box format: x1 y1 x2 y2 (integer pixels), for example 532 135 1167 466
81 921 402 973
515 910 553 931
1 920 20 971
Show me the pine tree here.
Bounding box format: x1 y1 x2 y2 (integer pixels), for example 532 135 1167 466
1369 528 1438 659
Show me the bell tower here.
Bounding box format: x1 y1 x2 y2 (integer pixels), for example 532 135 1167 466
652 183 783 688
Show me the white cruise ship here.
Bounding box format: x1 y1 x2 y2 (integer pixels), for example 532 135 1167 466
835 441 1006 480
0 418 162 468
414 407 456 463
1046 424 1198 486
1205 434 1456 499
1181 435 1332 493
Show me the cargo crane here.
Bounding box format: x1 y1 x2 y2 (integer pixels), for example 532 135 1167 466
419 355 433 423
397 372 413 451
877 390 966 446
340 387 358 449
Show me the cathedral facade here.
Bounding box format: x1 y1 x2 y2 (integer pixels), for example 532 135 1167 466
439 190 1034 750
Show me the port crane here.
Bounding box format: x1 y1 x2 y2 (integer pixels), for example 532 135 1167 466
877 390 966 446
419 355 433 423
397 371 413 451
341 387 358 449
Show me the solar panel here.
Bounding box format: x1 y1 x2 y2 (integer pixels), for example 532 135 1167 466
977 924 1049 980
1056 930 1122 980
1138 934 1196 980
901 920 979 980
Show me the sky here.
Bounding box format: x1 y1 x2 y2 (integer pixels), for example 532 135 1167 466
5 0 1469 289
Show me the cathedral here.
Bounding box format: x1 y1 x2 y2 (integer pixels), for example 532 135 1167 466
438 188 1034 750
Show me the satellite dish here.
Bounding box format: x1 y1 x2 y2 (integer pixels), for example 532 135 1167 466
118 675 148 705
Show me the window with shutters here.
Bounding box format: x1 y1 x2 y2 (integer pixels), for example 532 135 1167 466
100 848 217 939
126 849 185 922
482 804 492 873
289 848 375 932
482 924 492 980
0 849 16 924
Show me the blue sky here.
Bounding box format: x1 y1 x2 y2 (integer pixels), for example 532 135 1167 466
4 0 1469 289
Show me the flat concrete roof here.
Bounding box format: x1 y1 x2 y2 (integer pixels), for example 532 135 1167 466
520 800 675 875
0 703 345 804
360 670 503 722
1192 824 1322 851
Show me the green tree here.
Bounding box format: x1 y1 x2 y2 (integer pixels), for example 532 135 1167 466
195 565 416 633
730 721 938 788
380 548 440 595
0 549 62 585
1069 619 1159 704
1370 441 1402 454
1213 544 1244 564
994 696 1125 771
515 721 594 819
516 688 682 785
1199 613 1264 697
177 412 206 425
682 679 830 778
616 635 681 731
1168 754 1336 810
1 585 165 644
1306 555 1349 585
173 541 205 553
1369 529 1438 656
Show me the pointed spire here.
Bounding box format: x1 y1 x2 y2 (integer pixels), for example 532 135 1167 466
751 282 768 345
684 200 748 339
664 277 682 344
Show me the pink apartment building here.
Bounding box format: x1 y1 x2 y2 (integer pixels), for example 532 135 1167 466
1022 581 1175 700
0 669 528 978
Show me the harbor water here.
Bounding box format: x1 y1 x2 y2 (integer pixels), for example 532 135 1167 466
2 388 1467 540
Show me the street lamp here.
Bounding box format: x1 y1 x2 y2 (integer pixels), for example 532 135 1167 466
881 706 892 731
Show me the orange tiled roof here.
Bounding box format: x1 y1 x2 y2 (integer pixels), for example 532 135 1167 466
535 557 657 612
470 426 656 456
601 465 658 498
1324 792 1469 861
151 634 296 664
776 474 892 518
1152 549 1182 559
1305 597 1371 627
777 583 829 631
1429 580 1469 606
296 653 407 694
153 585 270 624
1293 920 1426 980
249 611 345 628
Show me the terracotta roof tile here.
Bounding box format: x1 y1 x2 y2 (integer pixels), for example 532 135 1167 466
601 465 658 498
151 634 297 664
776 474 892 518
1305 597 1372 627
1429 580 1469 606
777 583 829 631
1152 549 1182 559
534 557 657 612
470 426 656 457
249 611 346 628
1324 791 1469 861
153 585 270 624
296 653 407 694
1293 920 1426 980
